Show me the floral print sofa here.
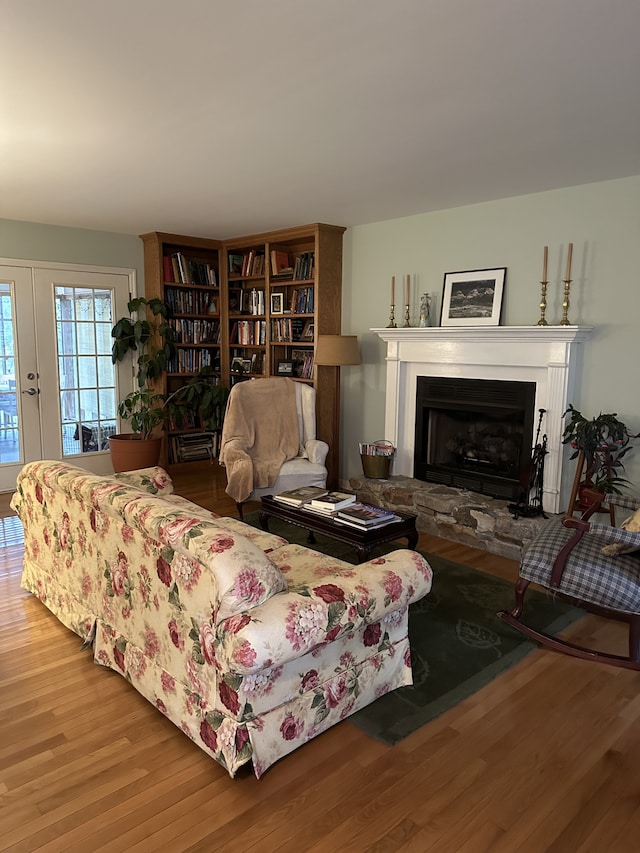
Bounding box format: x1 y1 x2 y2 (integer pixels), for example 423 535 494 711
12 460 433 778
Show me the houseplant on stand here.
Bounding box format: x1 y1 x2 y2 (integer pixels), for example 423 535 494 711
110 296 230 472
562 404 637 508
109 296 177 472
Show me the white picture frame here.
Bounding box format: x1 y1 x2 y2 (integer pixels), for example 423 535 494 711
441 268 506 326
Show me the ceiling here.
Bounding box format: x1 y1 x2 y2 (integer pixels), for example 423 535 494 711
2 0 640 240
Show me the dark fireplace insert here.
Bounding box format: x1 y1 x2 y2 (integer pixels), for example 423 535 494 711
414 376 536 501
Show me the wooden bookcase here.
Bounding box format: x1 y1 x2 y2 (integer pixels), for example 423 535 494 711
141 232 223 465
141 224 345 485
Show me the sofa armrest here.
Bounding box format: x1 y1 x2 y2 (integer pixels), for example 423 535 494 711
304 438 329 466
113 466 173 495
215 546 432 674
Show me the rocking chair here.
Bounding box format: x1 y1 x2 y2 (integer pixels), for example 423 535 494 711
499 494 640 669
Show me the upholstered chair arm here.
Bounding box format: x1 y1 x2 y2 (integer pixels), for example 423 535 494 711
550 515 640 586
587 523 640 549
603 494 640 513
304 438 329 466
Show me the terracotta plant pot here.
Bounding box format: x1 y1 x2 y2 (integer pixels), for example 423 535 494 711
578 482 604 509
109 434 162 473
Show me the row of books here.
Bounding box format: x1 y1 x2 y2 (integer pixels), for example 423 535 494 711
228 251 266 278
165 287 216 316
269 253 315 282
274 488 398 530
163 254 218 287
270 318 313 342
167 348 219 374
169 318 220 345
292 350 314 379
228 288 265 315
229 319 267 346
284 286 314 314
293 252 315 281
167 403 224 432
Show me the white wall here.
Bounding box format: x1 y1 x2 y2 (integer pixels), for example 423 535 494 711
341 175 640 497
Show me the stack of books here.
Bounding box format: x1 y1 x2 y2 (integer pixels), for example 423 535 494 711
304 491 356 515
274 486 329 506
173 432 216 463
335 502 398 530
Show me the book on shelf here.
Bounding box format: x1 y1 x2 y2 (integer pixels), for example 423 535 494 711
228 253 245 275
271 249 292 276
309 491 356 512
291 348 314 379
163 253 217 286
274 486 329 506
293 252 315 281
336 502 396 527
289 287 314 314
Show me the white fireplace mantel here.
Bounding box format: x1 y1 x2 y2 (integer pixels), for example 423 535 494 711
373 325 593 514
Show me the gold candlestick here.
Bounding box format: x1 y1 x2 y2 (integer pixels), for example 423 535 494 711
403 304 411 328
537 280 549 326
560 279 572 325
386 304 397 328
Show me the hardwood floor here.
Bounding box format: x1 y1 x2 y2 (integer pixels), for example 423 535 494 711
1 463 640 851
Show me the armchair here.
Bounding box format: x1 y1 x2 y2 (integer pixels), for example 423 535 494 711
499 494 640 669
219 377 328 518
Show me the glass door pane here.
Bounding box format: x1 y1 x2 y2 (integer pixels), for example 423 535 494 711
54 285 118 456
0 282 19 464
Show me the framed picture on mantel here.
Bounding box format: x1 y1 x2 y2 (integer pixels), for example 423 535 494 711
441 268 506 327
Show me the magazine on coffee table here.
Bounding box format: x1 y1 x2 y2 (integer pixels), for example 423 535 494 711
274 486 329 506
334 513 401 531
336 502 396 527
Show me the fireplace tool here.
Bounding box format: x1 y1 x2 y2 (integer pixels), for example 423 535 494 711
509 408 548 520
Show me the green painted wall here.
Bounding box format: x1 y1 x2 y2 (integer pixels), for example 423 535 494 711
342 175 640 494
3 175 640 500
0 218 143 279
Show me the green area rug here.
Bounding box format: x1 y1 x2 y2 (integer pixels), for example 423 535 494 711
245 512 583 745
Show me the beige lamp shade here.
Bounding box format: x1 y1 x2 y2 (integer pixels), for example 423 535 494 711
314 335 360 366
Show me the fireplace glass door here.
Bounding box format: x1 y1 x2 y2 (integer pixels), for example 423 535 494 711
414 377 536 500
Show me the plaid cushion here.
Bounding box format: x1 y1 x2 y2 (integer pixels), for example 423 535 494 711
521 515 640 614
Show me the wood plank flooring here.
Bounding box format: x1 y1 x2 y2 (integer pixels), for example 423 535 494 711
1 462 640 851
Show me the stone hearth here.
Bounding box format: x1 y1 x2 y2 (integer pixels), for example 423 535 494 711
349 474 550 561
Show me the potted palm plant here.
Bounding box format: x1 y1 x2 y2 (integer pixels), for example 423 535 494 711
562 404 637 506
109 296 177 472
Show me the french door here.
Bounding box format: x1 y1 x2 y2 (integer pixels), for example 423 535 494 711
0 261 134 492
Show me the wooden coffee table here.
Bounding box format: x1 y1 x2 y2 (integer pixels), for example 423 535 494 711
259 495 418 563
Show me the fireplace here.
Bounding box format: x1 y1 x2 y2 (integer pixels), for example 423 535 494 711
373 326 592 514
414 376 536 500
